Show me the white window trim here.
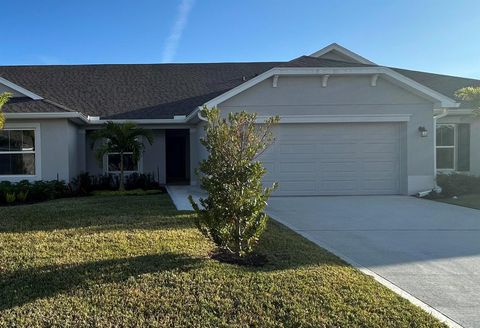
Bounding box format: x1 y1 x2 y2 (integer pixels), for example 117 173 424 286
436 124 457 172
0 123 42 181
103 152 144 174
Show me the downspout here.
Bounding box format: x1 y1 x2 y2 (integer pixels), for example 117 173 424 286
196 106 208 121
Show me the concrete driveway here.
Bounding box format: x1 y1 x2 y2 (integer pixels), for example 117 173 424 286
267 196 480 328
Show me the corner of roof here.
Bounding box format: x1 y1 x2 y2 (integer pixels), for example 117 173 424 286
0 76 43 100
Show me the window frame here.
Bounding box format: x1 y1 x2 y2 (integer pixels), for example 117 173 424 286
105 152 142 174
0 123 41 180
436 123 457 171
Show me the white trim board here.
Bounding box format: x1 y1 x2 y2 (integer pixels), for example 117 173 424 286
0 77 43 100
255 114 411 124
4 112 191 125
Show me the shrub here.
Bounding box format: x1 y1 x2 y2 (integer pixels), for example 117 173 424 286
71 172 93 195
125 173 158 190
0 172 160 206
436 173 480 197
5 192 15 204
16 190 29 202
0 180 70 206
189 107 279 259
88 173 159 191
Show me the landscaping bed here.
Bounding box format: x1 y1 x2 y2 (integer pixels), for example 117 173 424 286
427 173 480 210
0 194 445 327
434 194 480 210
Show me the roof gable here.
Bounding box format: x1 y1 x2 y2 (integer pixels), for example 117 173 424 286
310 43 376 65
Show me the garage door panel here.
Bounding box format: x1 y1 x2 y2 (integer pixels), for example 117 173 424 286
319 162 357 172
279 144 316 154
360 143 396 153
318 180 356 193
317 143 357 154
270 180 317 194
279 161 315 172
262 123 403 196
360 161 397 172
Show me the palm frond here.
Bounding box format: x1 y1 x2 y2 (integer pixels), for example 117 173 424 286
0 92 12 129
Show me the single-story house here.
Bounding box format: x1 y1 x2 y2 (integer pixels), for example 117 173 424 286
1 43 479 196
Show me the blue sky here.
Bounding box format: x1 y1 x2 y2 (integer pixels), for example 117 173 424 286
2 0 480 78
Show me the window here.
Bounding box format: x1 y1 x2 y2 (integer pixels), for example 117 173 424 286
0 129 36 175
436 124 456 170
106 153 139 173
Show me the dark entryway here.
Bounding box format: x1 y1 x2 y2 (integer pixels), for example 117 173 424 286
165 129 190 184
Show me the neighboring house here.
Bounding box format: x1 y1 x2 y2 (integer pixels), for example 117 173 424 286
1 43 479 196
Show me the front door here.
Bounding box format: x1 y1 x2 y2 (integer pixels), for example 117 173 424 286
165 129 190 184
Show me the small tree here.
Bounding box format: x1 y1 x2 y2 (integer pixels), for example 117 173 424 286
0 92 12 129
189 107 279 259
91 122 154 191
455 86 480 116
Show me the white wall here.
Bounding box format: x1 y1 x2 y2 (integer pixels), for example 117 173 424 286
142 130 166 183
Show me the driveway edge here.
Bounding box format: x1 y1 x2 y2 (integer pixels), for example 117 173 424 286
267 210 464 328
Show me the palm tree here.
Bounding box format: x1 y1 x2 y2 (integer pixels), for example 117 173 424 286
91 122 154 191
0 92 12 129
455 86 480 116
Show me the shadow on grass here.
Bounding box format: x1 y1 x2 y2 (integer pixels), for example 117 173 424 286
0 252 203 311
0 194 194 233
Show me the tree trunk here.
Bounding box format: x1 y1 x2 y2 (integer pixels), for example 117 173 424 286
236 216 243 258
119 152 125 191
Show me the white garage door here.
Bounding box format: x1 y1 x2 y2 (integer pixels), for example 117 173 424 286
260 123 403 196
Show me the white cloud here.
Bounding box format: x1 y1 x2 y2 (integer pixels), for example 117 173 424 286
161 0 195 63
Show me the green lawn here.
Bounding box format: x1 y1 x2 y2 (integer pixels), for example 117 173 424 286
434 194 480 210
0 194 445 327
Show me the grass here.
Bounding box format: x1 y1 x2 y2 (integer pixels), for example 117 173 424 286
0 194 445 327
434 193 480 210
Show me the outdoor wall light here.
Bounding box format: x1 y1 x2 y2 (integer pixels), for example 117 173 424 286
418 126 428 137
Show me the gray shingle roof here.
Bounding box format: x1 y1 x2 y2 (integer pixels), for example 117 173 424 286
0 62 281 119
390 68 480 109
3 97 71 113
1 58 479 119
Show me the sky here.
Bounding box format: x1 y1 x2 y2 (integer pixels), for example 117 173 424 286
1 0 480 78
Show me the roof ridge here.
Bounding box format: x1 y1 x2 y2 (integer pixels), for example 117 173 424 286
0 61 285 69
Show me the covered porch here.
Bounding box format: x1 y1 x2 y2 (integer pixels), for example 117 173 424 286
82 127 198 185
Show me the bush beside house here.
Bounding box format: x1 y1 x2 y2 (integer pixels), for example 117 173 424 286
436 173 480 197
0 173 161 206
189 108 279 264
